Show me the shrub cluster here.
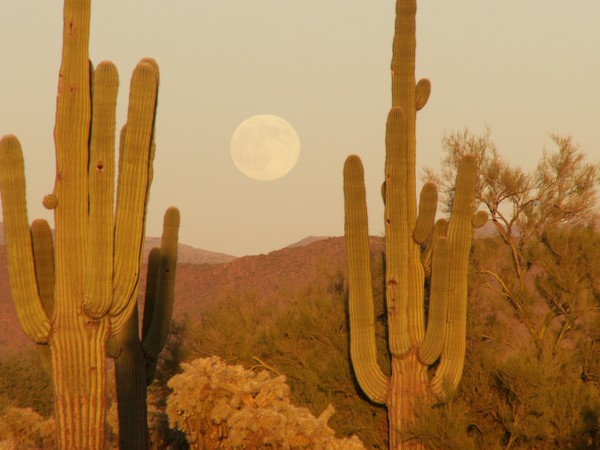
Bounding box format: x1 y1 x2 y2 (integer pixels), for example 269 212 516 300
0 407 55 449
166 356 365 449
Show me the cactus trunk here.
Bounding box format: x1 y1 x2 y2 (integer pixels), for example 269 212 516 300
387 356 429 450
114 305 150 449
343 1 484 448
112 207 180 450
52 321 110 448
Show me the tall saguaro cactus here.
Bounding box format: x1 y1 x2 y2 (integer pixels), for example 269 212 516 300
0 1 169 448
343 1 484 448
111 206 180 450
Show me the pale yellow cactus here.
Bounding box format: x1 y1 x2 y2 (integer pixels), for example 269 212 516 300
0 1 173 448
343 1 486 448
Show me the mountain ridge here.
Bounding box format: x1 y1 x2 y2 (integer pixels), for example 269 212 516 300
0 224 238 265
0 234 373 354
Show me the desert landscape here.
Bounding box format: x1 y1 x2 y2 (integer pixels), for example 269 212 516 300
0 0 599 449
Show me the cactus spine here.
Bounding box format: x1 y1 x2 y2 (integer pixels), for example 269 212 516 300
343 1 483 448
0 0 168 448
111 206 180 450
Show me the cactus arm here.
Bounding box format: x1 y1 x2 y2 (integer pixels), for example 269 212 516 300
31 220 56 318
141 248 161 340
384 107 413 355
111 60 159 325
84 61 119 318
422 219 448 277
431 155 477 399
413 182 438 244
415 78 431 111
139 58 159 192
31 219 56 371
418 236 449 365
343 155 389 404
473 210 489 228
0 136 51 342
141 207 180 381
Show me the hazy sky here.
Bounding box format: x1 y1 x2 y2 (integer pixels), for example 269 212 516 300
1 2 599 256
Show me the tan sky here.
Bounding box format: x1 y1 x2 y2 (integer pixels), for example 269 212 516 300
1 1 599 256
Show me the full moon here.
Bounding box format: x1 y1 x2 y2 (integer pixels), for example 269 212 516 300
230 114 301 181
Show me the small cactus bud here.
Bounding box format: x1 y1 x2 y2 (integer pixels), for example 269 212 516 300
43 194 58 209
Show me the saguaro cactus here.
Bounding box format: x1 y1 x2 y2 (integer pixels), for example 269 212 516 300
343 1 484 448
0 1 170 448
111 206 180 450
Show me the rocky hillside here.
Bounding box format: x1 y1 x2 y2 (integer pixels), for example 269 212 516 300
0 235 382 354
0 227 237 266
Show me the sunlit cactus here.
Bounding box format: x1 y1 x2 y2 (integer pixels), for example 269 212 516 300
342 1 486 448
0 0 174 448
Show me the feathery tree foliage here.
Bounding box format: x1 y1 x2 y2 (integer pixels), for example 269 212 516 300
415 130 600 448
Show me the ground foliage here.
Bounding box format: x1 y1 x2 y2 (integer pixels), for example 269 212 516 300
0 351 53 417
0 133 598 448
166 356 365 449
0 407 55 449
156 255 391 449
410 131 600 449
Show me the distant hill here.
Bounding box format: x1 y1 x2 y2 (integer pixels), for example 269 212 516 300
284 235 331 248
2 213 598 354
162 236 380 321
143 237 236 265
0 228 235 353
0 224 237 265
0 234 382 354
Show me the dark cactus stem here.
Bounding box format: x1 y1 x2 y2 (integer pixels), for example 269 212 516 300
114 305 150 449
112 207 180 450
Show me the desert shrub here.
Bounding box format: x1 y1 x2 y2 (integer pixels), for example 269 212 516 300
420 133 600 448
0 407 56 449
0 367 119 449
170 256 389 448
166 356 365 449
405 399 482 450
0 350 53 417
409 312 600 449
407 225 600 449
491 352 599 448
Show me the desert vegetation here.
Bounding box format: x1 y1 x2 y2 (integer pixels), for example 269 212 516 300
166 356 365 449
1 180 597 448
0 0 599 449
